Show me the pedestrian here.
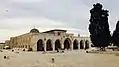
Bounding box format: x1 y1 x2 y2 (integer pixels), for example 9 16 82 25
52 57 55 63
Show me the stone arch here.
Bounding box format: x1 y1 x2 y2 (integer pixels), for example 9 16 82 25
25 45 27 48
73 39 79 50
80 40 84 49
46 39 53 51
55 39 61 50
64 38 72 50
37 39 44 51
85 40 89 49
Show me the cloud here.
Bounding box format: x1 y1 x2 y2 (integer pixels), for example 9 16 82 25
12 0 44 3
82 0 119 31
0 0 118 40
0 17 66 30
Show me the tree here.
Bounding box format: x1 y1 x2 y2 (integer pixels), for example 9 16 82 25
89 3 111 47
112 21 119 47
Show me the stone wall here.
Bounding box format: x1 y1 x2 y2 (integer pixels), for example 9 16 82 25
9 29 91 51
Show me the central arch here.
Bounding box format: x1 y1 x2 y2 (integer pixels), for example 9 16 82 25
73 39 79 50
80 40 84 49
37 39 44 51
46 39 53 51
64 38 71 50
55 39 61 50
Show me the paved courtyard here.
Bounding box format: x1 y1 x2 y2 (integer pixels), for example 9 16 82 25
0 50 119 67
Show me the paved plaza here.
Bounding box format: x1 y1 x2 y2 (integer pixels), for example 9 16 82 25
0 50 119 67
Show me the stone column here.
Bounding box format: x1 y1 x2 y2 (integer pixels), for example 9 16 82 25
52 43 55 51
78 41 80 50
44 41 46 52
61 44 64 50
83 40 86 49
61 39 64 50
70 41 73 51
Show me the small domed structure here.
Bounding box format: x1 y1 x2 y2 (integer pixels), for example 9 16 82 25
30 28 39 33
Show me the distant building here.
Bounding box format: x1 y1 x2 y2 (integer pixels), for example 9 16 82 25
5 40 10 46
0 43 5 49
9 28 92 51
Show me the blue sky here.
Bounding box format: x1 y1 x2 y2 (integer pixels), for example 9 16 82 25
0 0 119 41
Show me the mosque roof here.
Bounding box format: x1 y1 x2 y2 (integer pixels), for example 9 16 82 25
43 29 67 33
30 28 39 33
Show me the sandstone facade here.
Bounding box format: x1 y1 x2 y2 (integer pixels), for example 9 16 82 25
9 28 92 51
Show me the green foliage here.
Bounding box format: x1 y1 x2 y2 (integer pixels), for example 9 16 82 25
89 3 111 47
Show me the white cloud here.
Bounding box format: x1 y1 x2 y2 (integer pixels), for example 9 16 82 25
12 0 44 3
0 0 119 40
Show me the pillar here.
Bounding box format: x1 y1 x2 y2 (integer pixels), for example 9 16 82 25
44 41 46 52
52 43 55 51
78 41 80 50
70 41 73 51
61 44 64 50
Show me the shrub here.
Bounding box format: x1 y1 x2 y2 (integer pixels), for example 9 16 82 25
28 48 33 51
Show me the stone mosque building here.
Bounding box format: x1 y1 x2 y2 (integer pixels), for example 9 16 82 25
8 28 92 51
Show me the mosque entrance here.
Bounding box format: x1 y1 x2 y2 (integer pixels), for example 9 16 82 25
85 40 89 49
64 38 71 50
46 39 53 51
55 39 61 50
73 39 79 50
80 40 84 49
37 39 44 51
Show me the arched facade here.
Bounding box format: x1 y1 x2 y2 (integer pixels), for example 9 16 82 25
9 28 91 51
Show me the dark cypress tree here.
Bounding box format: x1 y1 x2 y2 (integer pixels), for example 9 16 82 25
112 21 119 47
89 3 111 47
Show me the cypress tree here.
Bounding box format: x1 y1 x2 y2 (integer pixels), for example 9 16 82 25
89 3 111 47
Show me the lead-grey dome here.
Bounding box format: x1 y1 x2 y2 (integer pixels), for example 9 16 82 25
30 28 39 33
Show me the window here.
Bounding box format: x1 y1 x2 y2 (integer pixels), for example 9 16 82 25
58 32 61 36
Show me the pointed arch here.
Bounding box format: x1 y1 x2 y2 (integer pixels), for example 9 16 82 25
85 40 89 49
46 39 53 51
64 38 71 50
73 39 79 50
37 39 44 51
55 39 61 50
80 40 84 49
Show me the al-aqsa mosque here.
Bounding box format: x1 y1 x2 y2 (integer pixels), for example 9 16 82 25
8 28 91 51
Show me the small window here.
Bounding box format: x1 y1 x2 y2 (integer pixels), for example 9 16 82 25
58 32 61 36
